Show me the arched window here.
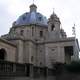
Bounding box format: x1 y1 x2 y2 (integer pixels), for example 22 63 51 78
51 24 55 31
0 48 6 60
20 30 24 36
40 31 43 37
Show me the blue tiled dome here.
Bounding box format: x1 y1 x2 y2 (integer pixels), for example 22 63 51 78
14 4 48 27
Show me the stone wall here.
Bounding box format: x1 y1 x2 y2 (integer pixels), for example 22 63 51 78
0 38 17 62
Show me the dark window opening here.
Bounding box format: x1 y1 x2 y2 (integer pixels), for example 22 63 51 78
0 48 6 60
38 17 42 21
31 56 33 62
40 62 42 65
64 46 73 64
23 16 26 20
64 46 73 56
51 24 55 31
20 30 24 36
40 31 43 37
32 27 34 36
52 49 55 51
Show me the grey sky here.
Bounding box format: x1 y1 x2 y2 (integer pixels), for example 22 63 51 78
0 0 80 46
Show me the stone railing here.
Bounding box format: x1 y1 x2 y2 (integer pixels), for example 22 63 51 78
0 60 27 77
0 60 54 77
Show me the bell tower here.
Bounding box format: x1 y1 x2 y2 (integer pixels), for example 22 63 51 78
48 10 61 39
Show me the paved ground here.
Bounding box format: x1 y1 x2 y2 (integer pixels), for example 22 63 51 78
0 76 55 80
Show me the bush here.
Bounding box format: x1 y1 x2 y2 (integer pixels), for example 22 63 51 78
65 61 80 73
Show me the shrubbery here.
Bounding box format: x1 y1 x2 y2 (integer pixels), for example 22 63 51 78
65 60 80 73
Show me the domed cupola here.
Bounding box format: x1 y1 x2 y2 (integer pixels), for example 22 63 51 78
13 4 48 27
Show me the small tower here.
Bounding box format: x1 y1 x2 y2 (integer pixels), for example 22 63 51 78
48 10 61 39
30 4 37 12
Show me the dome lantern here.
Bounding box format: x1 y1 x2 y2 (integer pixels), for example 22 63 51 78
30 4 37 12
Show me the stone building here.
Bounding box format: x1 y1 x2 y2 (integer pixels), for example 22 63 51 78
0 4 79 71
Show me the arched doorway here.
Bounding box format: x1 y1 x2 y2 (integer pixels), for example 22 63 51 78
0 48 6 60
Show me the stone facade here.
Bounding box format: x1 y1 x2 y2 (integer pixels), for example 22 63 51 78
0 4 79 70
0 38 17 62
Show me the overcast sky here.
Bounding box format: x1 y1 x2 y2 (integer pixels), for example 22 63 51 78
0 0 80 46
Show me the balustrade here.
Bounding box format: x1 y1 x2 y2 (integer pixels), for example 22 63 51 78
0 60 54 77
0 60 26 76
